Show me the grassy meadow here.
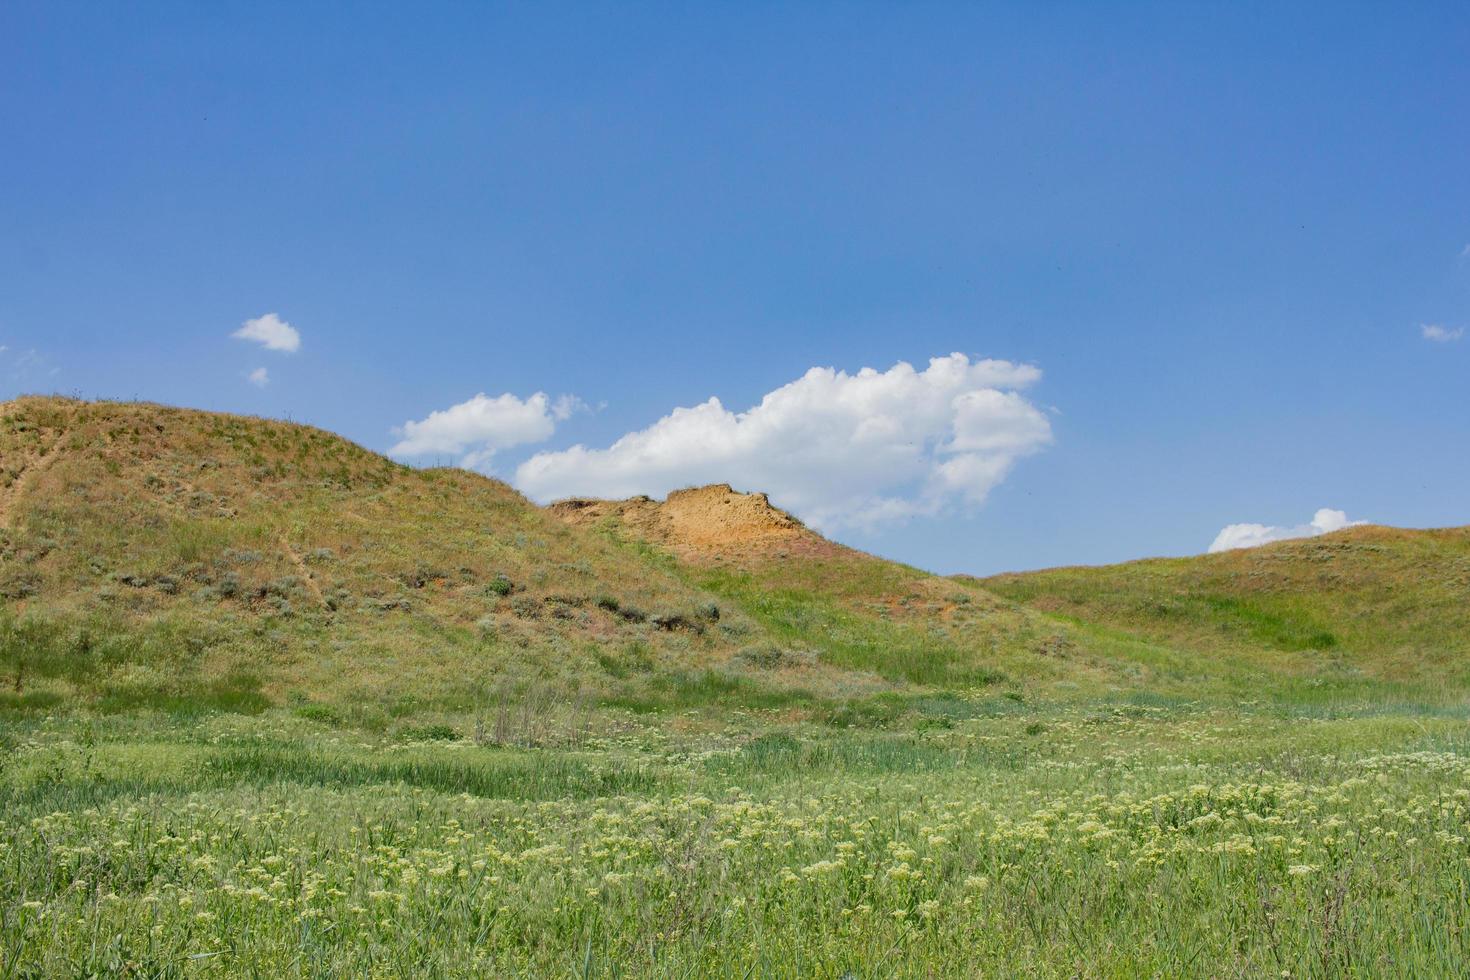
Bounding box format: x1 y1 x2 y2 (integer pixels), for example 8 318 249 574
4 398 1470 976
6 697 1470 976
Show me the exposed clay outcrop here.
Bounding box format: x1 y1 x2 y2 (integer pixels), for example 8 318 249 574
549 483 848 562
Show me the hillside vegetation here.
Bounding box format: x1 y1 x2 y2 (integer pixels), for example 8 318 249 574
5 397 1467 730
983 525 1470 695
0 397 784 724
6 397 1470 976
0 396 1099 730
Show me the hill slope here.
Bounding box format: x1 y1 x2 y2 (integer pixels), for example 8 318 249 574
6 396 1466 726
0 397 821 719
552 483 1085 691
0 397 1084 725
982 525 1470 691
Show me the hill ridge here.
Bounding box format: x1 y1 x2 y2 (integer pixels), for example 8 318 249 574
6 394 1469 721
966 522 1470 579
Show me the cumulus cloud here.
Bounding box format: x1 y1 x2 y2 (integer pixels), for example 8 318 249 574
514 353 1053 531
232 313 301 352
1208 508 1367 553
1422 324 1464 343
390 391 583 470
246 367 270 388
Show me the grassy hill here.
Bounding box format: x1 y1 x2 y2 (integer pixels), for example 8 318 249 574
6 396 1467 729
556 486 1470 712
551 484 1088 693
0 396 1101 731
982 525 1470 698
0 397 804 725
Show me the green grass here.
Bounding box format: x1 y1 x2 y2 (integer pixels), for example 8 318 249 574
91 672 270 716
982 525 1470 690
5 702 1470 976
697 567 1013 687
600 669 814 713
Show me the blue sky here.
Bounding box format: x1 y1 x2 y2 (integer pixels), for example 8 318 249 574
2 2 1466 575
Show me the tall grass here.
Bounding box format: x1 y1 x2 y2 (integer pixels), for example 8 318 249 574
5 704 1470 976
698 570 1004 686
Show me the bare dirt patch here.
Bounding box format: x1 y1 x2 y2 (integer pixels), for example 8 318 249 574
550 483 851 563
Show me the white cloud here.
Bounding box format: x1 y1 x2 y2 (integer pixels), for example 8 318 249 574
1422 324 1464 343
246 367 270 388
232 313 301 352
1208 508 1367 553
390 391 580 470
514 353 1053 531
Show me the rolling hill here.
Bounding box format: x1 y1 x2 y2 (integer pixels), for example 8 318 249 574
3 395 1467 730
982 524 1470 694
0 396 778 720
0 397 1075 727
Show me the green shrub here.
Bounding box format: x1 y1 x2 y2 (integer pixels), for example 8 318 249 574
294 703 344 725
397 723 460 742
595 641 655 678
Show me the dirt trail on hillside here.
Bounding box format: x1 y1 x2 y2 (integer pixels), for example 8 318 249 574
0 434 67 530
279 535 329 610
550 483 848 562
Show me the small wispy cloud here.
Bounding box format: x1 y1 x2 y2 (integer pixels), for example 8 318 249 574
1422 324 1465 343
232 313 301 353
551 394 589 421
246 367 270 388
0 347 56 384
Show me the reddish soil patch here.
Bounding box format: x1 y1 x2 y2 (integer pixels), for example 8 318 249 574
549 483 851 563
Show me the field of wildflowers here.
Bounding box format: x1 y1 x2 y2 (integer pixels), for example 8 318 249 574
4 700 1469 976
